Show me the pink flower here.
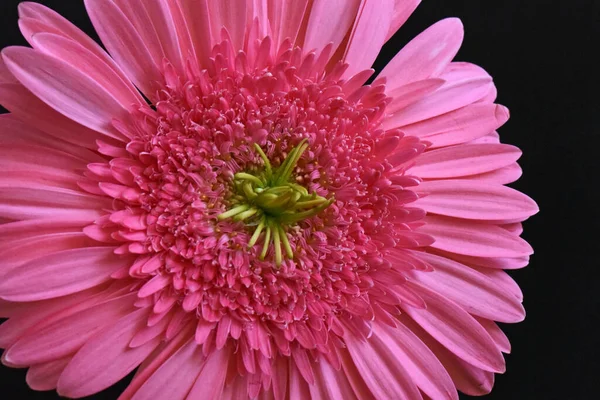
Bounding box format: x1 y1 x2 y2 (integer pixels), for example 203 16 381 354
0 1 538 399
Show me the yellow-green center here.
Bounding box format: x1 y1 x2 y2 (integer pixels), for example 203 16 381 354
218 140 334 267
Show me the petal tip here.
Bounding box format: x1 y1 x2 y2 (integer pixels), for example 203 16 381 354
495 104 510 124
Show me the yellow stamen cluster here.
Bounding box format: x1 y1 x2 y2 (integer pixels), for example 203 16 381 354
218 140 334 267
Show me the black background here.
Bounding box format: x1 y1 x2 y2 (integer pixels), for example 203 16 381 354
0 1 598 399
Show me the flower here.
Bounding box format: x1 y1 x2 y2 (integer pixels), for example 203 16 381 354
0 1 538 399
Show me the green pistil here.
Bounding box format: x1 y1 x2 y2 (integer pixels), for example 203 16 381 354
218 139 334 267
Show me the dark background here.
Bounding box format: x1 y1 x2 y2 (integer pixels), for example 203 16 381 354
0 0 598 399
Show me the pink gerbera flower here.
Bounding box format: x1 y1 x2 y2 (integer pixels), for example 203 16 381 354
0 1 538 399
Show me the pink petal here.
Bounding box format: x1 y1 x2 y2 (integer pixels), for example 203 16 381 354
185 346 230 399
113 0 185 75
270 355 288 400
0 179 109 220
173 0 212 68
400 315 496 396
386 78 445 114
0 114 105 162
0 247 128 302
0 83 113 149
400 104 510 148
303 0 361 56
414 180 539 221
475 317 511 354
420 215 534 258
131 337 203 400
138 274 171 298
57 307 160 398
26 357 71 391
289 358 312 400
310 357 357 400
31 33 144 108
464 162 523 185
0 215 92 243
410 252 525 323
17 2 138 95
471 131 501 145
0 144 88 187
0 286 108 348
380 18 463 90
207 1 247 51
374 321 458 400
344 330 423 399
18 2 126 68
221 375 250 399
342 0 395 78
472 267 524 301
109 0 167 69
435 250 530 270
0 57 17 83
401 282 505 373
5 292 137 365
291 346 315 384
2 47 128 139
383 68 493 129
269 0 310 48
410 143 521 178
0 233 93 273
386 0 421 41
84 0 163 98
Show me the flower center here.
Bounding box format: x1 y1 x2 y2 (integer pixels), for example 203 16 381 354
218 139 334 267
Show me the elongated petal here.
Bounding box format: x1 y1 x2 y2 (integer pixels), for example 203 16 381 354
401 103 510 148
185 346 230 399
32 33 144 107
400 315 496 396
410 144 521 178
0 179 109 220
414 180 539 221
0 247 127 302
57 307 159 398
401 282 505 373
0 286 108 348
381 18 463 90
310 358 358 400
410 252 525 322
304 0 361 56
420 215 534 258
26 357 70 391
345 331 423 399
18 2 120 65
384 71 493 129
386 78 445 114
0 57 17 83
173 0 212 68
0 144 88 187
0 83 109 149
288 358 312 400
0 233 93 272
131 337 203 400
472 267 524 301
375 321 458 400
5 293 137 365
0 114 105 162
343 0 394 78
386 0 421 41
2 47 128 139
475 317 512 354
17 2 138 93
84 0 163 98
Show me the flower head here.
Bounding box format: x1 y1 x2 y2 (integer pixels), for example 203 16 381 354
0 1 538 399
